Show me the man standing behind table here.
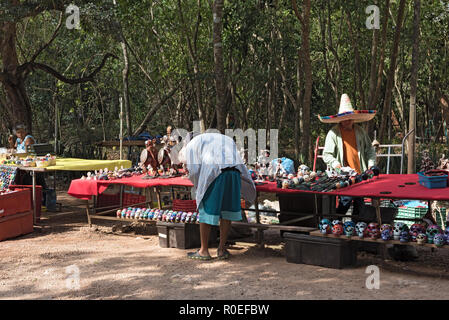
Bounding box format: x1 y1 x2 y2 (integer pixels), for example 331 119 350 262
179 132 256 261
319 94 377 216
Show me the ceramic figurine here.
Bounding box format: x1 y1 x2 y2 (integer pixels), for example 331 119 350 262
381 229 392 241
367 222 380 239
343 221 355 237
426 224 442 244
319 219 332 234
399 230 410 243
332 220 342 227
433 233 445 247
355 222 368 238
409 223 426 242
393 222 408 240
416 233 427 245
332 224 344 236
380 224 393 233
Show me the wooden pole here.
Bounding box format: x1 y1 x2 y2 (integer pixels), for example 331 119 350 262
119 96 123 160
408 0 421 174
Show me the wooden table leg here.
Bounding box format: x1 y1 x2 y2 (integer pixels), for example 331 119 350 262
86 201 92 227
156 187 162 209
254 192 264 246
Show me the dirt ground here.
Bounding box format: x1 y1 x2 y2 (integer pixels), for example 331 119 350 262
2 192 449 300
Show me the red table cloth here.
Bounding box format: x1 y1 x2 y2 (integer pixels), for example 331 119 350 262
68 174 449 202
68 175 194 200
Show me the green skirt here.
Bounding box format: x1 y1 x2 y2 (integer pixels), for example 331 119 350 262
198 169 242 226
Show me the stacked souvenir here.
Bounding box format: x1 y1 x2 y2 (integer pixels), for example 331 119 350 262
318 219 449 247
81 166 143 181
277 165 380 192
116 207 200 223
419 150 436 172
0 166 18 191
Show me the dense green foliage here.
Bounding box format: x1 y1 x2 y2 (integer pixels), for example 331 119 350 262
1 0 449 169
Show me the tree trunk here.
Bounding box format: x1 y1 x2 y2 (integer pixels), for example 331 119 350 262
369 0 390 135
121 42 132 138
408 0 420 174
379 0 406 142
0 21 32 131
300 0 312 163
213 0 226 133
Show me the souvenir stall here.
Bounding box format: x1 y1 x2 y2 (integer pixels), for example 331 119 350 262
1 153 132 224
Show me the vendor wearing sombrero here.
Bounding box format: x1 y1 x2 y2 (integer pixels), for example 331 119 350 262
319 94 377 216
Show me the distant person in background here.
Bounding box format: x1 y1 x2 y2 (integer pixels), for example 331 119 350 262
8 124 35 153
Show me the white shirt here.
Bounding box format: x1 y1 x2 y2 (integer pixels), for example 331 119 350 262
184 133 256 208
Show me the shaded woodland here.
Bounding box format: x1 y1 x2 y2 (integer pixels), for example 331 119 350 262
1 0 449 171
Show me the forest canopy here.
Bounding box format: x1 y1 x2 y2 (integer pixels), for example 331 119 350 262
0 0 448 169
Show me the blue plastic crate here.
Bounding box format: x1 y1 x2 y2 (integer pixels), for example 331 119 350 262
418 172 448 189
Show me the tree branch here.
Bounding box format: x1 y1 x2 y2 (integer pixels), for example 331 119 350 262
19 53 117 84
133 86 179 136
291 0 305 28
29 12 63 63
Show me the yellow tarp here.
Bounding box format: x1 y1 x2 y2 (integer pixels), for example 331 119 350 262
44 158 132 171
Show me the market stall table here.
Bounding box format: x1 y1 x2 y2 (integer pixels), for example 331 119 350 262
67 173 449 246
10 158 132 224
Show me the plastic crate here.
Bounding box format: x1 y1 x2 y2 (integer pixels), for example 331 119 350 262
284 233 357 269
172 199 197 212
156 221 218 249
97 193 120 208
8 186 42 222
418 172 448 189
0 210 33 241
396 206 428 219
0 189 32 218
123 193 146 207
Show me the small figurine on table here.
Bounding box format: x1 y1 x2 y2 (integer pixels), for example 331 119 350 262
275 159 286 178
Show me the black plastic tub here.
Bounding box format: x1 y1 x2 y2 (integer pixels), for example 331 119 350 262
283 232 357 269
157 221 218 249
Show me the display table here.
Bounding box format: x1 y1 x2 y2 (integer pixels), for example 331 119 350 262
10 158 132 224
67 173 449 245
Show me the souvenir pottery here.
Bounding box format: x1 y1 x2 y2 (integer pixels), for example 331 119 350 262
393 222 408 240
434 233 445 247
180 212 188 222
416 233 427 245
319 219 332 234
355 222 368 238
426 224 442 244
442 226 449 244
367 222 380 239
381 229 392 241
332 220 342 227
282 180 289 189
343 221 356 237
380 224 393 233
175 211 183 222
409 223 426 242
332 224 344 236
344 224 355 237
400 230 410 243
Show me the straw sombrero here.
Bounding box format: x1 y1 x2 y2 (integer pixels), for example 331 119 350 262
318 94 376 123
